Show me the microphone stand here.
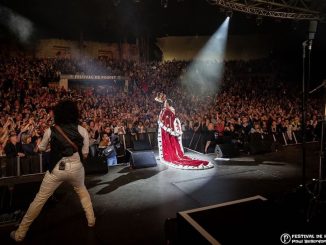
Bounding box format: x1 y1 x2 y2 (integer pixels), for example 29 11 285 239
297 20 319 223
300 39 312 187
301 40 308 188
298 38 313 223
306 80 326 222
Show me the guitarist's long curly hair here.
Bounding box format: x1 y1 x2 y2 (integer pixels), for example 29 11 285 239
54 100 79 125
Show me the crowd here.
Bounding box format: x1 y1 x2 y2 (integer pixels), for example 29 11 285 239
0 54 322 158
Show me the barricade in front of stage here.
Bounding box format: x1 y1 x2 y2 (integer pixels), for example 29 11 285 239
120 132 158 149
184 129 318 155
0 155 44 180
0 133 158 184
116 129 317 157
0 155 45 214
0 130 317 181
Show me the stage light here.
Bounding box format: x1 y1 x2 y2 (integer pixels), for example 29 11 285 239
0 5 34 44
181 17 230 95
226 10 233 18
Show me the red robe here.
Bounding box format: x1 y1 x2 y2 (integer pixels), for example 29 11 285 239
158 107 213 169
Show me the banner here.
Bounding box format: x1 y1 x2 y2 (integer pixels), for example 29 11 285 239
60 74 126 80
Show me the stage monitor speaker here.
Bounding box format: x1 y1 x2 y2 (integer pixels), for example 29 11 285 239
132 140 152 151
215 143 240 158
127 150 157 169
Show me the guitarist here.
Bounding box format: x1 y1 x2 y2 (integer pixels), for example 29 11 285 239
11 100 95 242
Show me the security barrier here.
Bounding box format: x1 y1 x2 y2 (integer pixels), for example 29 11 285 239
119 132 158 150
0 155 43 178
185 130 318 154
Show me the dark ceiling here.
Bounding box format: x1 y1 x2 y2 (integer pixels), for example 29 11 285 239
0 0 325 42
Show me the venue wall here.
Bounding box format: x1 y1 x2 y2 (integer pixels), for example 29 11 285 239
35 39 140 60
157 34 273 61
32 35 271 61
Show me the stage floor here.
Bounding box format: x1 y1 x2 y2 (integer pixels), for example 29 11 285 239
0 143 324 244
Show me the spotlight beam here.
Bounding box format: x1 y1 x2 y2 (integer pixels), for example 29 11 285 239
0 5 34 43
182 17 230 95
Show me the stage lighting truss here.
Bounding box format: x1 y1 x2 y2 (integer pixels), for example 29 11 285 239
207 0 322 20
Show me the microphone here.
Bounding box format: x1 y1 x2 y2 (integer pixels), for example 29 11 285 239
308 20 318 50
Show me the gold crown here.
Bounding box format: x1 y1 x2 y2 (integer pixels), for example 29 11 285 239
155 92 166 103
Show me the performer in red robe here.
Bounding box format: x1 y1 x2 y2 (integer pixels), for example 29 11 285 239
155 93 213 169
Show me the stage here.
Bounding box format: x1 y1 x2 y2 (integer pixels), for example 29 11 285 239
0 143 324 244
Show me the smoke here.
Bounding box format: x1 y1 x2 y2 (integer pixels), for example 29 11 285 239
0 5 34 43
182 17 230 95
71 49 110 75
